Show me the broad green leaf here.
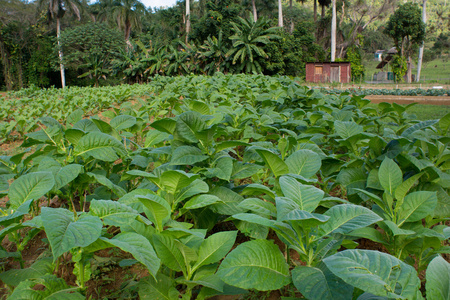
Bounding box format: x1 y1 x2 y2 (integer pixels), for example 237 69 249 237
209 186 244 215
138 194 171 232
193 231 237 271
206 156 233 181
324 249 421 299
232 213 276 228
231 161 263 180
438 112 450 135
426 255 450 300
8 172 55 209
398 191 437 225
347 227 387 245
378 158 402 195
74 132 126 162
184 194 222 210
0 199 33 226
145 130 170 147
0 258 53 286
240 184 276 199
174 111 207 143
89 200 140 226
285 149 321 178
237 198 276 218
281 210 330 229
139 273 179 300
41 208 102 260
292 264 353 300
65 129 85 146
215 141 250 152
87 172 126 197
151 118 177 134
394 173 423 202
401 119 439 138
159 170 199 195
170 146 209 166
318 204 382 238
234 219 269 239
66 109 83 125
280 176 324 212
217 240 290 291
334 120 363 139
381 220 415 236
53 164 83 191
73 119 100 133
152 233 186 273
255 149 289 178
101 232 160 278
110 115 136 131
174 179 209 204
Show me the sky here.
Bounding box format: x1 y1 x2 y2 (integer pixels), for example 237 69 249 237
141 0 178 10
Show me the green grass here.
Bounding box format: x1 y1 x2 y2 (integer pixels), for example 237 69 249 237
405 103 450 120
368 103 450 121
363 56 450 83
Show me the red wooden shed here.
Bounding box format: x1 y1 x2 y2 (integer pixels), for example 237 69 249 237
305 62 351 83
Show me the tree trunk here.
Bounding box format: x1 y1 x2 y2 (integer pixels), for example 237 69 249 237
331 0 336 61
186 0 190 43
314 0 317 22
125 20 132 48
416 0 426 82
252 0 257 22
278 0 283 28
0 36 13 90
407 55 412 83
321 4 325 18
56 17 66 88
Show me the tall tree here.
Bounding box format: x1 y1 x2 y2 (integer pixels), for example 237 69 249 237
252 0 257 22
416 0 427 82
384 2 425 83
111 0 145 47
186 0 190 43
226 14 279 73
330 0 336 61
39 0 81 88
278 0 283 27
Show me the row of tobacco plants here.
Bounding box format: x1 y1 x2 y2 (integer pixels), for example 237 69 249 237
0 74 449 299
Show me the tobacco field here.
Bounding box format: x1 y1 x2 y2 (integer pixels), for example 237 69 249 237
0 74 449 299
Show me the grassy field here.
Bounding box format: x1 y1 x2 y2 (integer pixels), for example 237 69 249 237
363 56 450 83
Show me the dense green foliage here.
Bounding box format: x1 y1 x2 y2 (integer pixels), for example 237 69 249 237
0 74 449 298
1 0 449 89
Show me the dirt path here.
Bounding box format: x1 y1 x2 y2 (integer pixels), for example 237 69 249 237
366 95 450 105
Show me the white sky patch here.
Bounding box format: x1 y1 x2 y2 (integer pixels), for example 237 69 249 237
141 0 178 10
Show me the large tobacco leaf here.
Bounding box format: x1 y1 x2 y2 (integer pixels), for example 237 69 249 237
74 132 126 162
41 208 102 260
8 172 55 209
426 255 450 299
217 239 290 291
324 249 421 299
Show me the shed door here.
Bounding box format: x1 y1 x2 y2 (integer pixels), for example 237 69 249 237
330 66 340 82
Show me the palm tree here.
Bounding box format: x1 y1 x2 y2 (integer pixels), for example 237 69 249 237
39 0 81 88
111 0 145 47
226 14 280 74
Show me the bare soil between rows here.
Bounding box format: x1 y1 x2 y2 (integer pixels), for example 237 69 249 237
366 95 450 105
